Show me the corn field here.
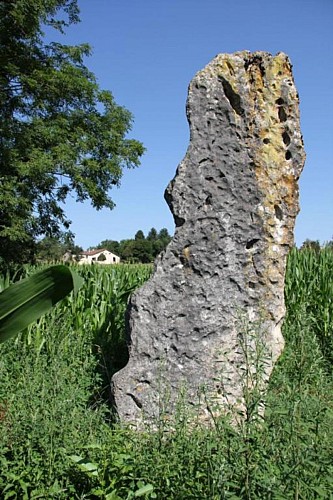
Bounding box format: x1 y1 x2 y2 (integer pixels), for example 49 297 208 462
285 246 333 366
0 251 332 498
4 248 331 369
20 263 153 373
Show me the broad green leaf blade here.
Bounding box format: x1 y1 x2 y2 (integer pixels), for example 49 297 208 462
0 265 83 343
134 484 154 497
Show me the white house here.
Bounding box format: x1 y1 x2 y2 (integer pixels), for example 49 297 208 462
78 249 120 265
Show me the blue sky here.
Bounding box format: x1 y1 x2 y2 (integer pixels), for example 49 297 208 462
55 0 332 249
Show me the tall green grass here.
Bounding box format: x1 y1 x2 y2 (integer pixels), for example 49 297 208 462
285 246 333 366
15 263 152 369
0 252 332 498
0 263 153 498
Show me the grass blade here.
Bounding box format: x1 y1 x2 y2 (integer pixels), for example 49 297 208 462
0 265 83 343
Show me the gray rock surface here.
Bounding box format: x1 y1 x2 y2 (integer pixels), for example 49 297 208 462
112 51 306 425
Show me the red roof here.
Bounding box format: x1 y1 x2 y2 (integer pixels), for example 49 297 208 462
81 249 108 256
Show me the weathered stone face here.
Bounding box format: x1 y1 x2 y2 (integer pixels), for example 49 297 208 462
112 51 305 424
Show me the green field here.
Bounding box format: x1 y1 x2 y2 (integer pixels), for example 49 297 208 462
0 251 332 499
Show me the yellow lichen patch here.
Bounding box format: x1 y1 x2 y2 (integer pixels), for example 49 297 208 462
213 53 305 304
193 52 304 305
250 55 300 242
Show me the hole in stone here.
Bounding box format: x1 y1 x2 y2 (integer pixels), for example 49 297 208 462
246 238 260 249
219 76 244 116
171 343 178 353
226 61 235 75
174 215 185 228
278 106 287 122
127 393 143 409
274 204 283 220
244 55 265 77
249 282 256 289
282 131 291 146
263 138 270 144
285 150 292 160
276 98 284 105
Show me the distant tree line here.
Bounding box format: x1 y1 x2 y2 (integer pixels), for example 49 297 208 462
91 227 172 263
15 232 333 266
35 234 83 263
299 239 333 252
35 227 172 264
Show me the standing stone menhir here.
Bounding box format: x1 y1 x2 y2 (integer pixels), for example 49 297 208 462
112 51 306 424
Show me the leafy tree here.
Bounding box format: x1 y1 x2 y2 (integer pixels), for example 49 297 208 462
147 228 163 257
93 227 173 263
96 239 120 256
151 239 165 258
0 0 144 268
36 234 82 262
118 239 132 260
121 239 152 263
36 236 66 262
300 239 321 252
69 244 84 261
135 230 145 241
147 227 158 241
158 228 171 242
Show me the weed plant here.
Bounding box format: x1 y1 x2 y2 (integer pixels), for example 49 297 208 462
0 253 333 498
0 263 153 498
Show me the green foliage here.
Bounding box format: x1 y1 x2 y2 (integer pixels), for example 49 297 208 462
285 246 333 365
70 449 155 499
96 240 121 256
0 320 110 498
300 239 321 252
0 263 153 497
120 239 153 264
0 0 145 267
134 230 145 241
36 234 83 262
0 264 83 343
72 263 152 368
147 228 158 241
0 251 332 498
36 236 68 262
95 228 172 263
